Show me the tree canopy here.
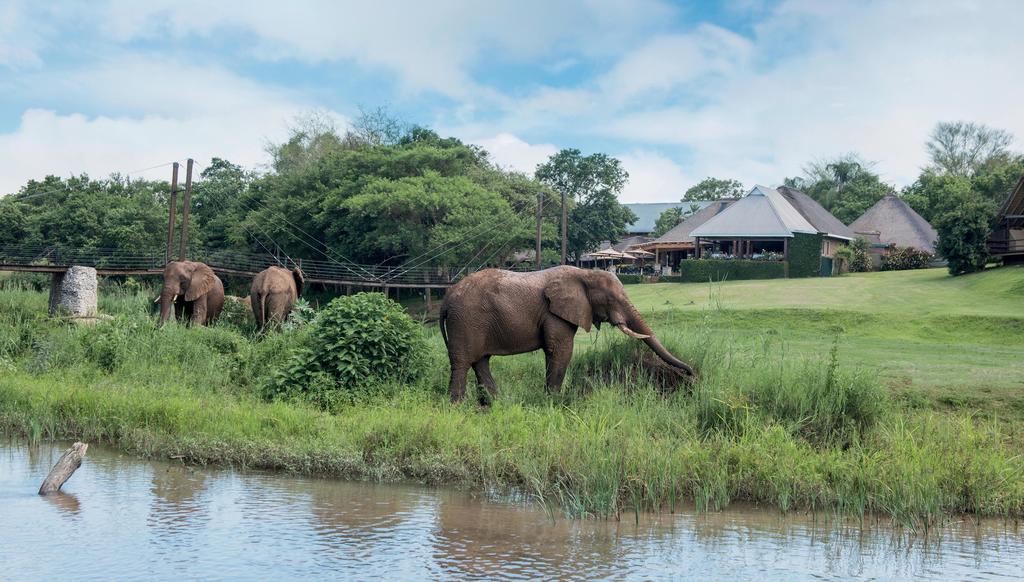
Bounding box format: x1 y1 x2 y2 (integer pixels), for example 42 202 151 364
536 149 636 261
683 177 744 201
785 154 892 224
0 114 550 273
926 121 1014 177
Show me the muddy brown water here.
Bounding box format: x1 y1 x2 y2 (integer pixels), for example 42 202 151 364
1 442 1021 580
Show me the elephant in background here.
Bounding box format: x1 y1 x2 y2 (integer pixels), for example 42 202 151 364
440 265 695 403
250 266 304 331
157 261 225 326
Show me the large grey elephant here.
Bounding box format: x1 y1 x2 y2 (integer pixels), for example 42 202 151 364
157 261 225 326
250 266 304 331
440 266 695 403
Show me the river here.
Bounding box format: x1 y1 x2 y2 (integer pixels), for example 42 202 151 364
1 442 1021 580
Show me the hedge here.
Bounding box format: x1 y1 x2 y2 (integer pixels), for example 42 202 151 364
788 233 823 278
616 274 643 285
663 259 786 282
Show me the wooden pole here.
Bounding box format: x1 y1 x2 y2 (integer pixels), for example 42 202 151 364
38 442 88 495
560 191 568 265
165 162 179 265
536 191 543 270
178 158 194 261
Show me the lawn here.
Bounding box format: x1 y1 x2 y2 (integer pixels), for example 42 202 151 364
612 267 1024 415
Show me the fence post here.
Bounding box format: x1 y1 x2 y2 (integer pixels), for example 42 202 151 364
165 162 179 265
178 158 193 261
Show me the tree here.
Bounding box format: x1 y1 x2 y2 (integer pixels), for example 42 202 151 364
651 207 683 238
926 121 1013 177
789 154 891 224
535 149 635 261
901 171 973 224
934 192 994 275
683 177 744 201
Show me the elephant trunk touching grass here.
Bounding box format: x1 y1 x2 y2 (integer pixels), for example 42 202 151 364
440 265 696 403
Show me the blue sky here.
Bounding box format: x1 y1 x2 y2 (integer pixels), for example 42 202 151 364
2 0 1023 200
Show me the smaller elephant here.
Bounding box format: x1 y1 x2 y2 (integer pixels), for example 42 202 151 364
250 266 304 331
157 261 225 326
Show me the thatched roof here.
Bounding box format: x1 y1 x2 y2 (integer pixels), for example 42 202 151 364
648 199 735 244
580 235 652 261
777 186 856 240
850 194 938 253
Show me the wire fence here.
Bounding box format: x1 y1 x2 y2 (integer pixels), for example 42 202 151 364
0 244 539 286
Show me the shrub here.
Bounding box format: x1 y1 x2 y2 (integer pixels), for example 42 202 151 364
666 259 785 282
847 238 873 272
881 246 933 271
935 193 994 275
615 274 642 285
266 293 427 408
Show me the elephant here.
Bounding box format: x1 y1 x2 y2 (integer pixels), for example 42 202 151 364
250 266 304 331
439 265 695 403
157 261 225 326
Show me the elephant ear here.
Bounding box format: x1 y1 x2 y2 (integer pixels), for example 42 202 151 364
184 263 216 301
292 267 305 297
544 278 593 332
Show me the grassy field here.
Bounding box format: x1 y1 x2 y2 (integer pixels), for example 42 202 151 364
1 266 1023 527
616 267 1024 416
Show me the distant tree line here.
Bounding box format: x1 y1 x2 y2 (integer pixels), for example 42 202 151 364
0 109 639 271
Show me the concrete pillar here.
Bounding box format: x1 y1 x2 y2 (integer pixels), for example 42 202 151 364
48 266 98 317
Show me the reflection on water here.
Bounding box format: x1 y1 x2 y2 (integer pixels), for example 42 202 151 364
1 442 1021 580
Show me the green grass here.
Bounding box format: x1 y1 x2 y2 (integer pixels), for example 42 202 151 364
1 267 1023 527
618 266 1024 416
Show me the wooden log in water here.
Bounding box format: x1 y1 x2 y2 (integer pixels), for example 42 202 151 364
38 442 88 495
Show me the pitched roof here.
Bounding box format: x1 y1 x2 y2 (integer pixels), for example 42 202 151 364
690 185 855 240
777 186 856 240
690 185 815 238
850 194 938 253
996 173 1024 229
623 201 714 234
648 199 736 244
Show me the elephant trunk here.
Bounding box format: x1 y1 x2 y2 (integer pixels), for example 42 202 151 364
622 304 695 376
158 288 176 325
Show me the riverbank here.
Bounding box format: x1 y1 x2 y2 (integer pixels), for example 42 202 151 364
1 269 1023 527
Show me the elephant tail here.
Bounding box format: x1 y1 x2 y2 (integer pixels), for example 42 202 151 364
439 303 450 348
256 292 267 329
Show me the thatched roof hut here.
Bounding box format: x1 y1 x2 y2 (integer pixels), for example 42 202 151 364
850 194 938 254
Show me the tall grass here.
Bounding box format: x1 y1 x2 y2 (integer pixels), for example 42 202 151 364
0 287 1021 528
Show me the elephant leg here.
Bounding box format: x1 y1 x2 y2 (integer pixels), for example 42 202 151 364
191 297 208 326
472 357 498 405
542 318 577 393
449 363 470 403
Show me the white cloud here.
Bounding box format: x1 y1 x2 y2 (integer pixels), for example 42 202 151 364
0 1 48 68
617 150 690 203
0 58 345 195
471 133 556 175
90 0 675 98
469 0 1024 189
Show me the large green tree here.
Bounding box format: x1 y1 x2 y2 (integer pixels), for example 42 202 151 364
926 121 1013 177
683 177 744 201
934 192 995 275
786 154 892 224
535 149 636 261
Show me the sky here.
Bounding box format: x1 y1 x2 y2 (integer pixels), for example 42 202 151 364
1 0 1023 201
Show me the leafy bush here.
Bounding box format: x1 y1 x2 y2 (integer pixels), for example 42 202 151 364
664 259 785 282
217 296 254 329
881 246 933 271
846 237 873 272
615 274 642 285
266 293 427 408
935 193 994 275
